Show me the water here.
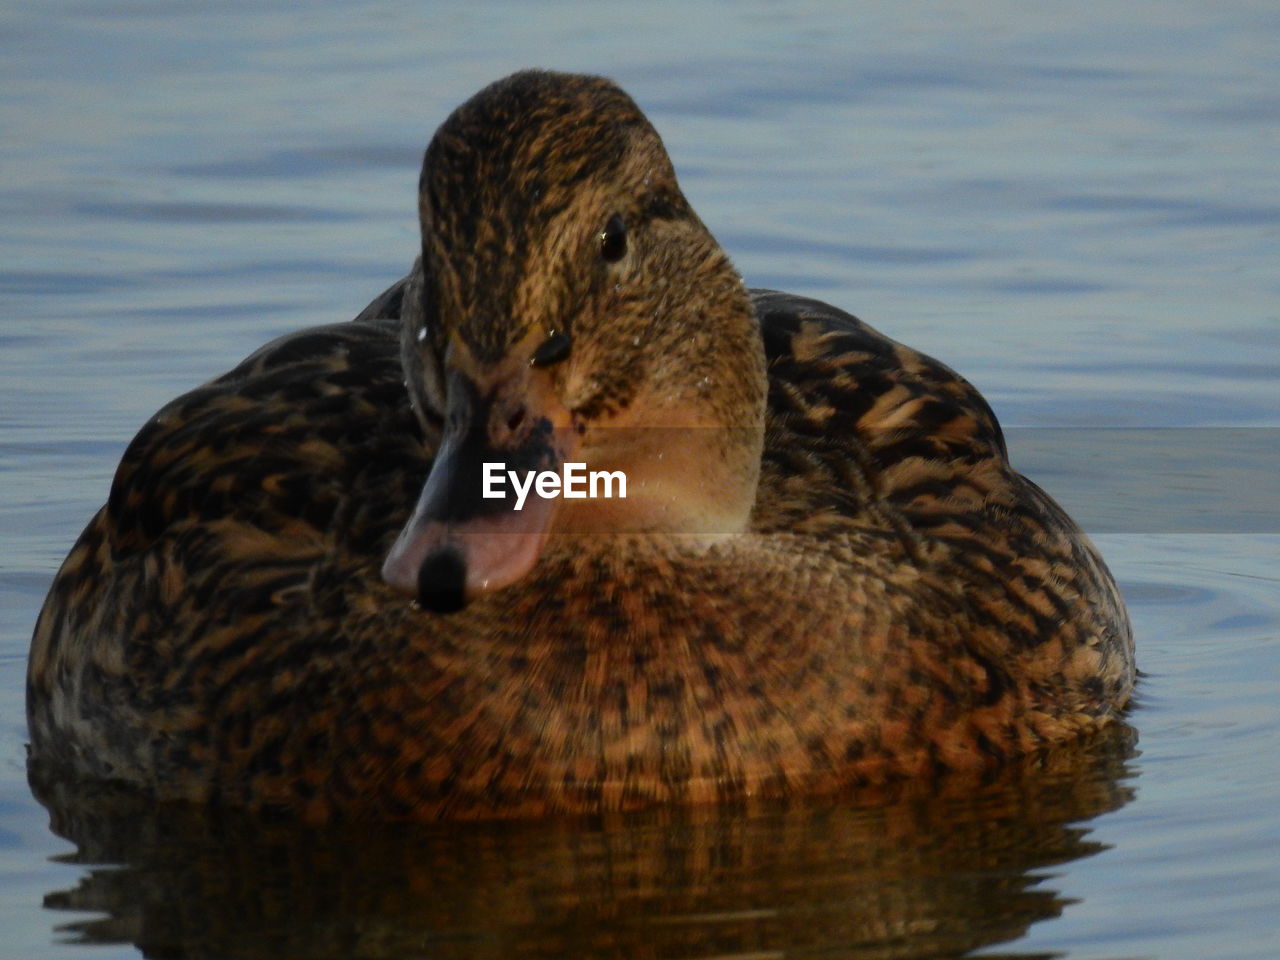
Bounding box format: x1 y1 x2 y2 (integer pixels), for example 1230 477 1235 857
2 1 1277 957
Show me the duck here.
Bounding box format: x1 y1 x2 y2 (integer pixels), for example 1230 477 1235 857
27 70 1135 821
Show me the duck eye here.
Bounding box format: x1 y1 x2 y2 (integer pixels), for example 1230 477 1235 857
599 213 627 263
531 330 572 367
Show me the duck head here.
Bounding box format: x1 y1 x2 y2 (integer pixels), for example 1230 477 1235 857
382 70 766 613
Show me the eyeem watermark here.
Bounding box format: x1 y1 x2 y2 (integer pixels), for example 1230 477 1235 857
483 462 627 511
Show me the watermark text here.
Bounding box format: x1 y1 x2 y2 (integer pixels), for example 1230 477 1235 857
482 462 627 511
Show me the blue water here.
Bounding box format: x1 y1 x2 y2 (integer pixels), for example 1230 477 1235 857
2 2 1278 957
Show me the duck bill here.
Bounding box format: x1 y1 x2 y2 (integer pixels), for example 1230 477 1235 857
382 372 571 613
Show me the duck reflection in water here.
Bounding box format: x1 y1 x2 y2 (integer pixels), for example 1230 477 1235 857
33 722 1136 959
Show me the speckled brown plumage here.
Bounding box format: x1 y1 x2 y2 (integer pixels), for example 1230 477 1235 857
27 70 1134 820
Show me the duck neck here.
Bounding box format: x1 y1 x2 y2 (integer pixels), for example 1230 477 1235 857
558 284 766 541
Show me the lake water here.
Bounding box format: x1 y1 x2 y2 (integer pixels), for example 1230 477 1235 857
2 1 1278 957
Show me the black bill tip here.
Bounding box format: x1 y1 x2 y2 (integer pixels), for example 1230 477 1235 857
417 543 468 614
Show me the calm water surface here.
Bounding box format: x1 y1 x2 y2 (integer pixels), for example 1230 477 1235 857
2 2 1278 958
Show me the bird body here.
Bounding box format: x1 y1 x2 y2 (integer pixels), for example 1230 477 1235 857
28 71 1133 820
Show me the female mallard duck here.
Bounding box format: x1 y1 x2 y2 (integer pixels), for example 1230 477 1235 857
28 70 1134 820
